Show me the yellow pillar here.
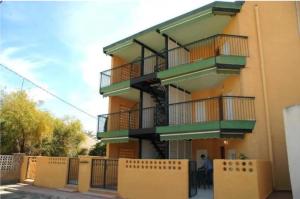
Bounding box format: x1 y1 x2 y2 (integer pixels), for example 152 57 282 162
78 156 92 192
19 156 29 182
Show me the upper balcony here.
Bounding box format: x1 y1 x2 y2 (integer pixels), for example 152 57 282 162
99 34 248 98
97 96 255 143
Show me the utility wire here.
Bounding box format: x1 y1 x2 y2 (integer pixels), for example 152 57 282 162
0 63 97 120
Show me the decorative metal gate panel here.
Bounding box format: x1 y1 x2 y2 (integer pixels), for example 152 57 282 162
189 160 198 197
26 157 37 180
67 158 79 185
90 159 118 190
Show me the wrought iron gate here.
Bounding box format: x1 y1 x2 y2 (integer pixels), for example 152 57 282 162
67 158 79 185
26 157 37 180
90 159 118 190
189 160 198 197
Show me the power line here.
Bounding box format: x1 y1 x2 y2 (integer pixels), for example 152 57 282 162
0 63 97 120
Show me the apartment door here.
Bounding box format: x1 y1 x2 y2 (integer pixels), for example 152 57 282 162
196 149 208 169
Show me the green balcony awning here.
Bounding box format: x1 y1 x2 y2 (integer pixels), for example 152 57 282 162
160 130 221 141
157 120 255 141
103 1 244 62
101 136 129 144
98 129 130 144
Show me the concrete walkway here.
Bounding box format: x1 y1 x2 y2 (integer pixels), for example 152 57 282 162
0 184 293 199
0 184 107 199
267 191 293 199
193 189 213 199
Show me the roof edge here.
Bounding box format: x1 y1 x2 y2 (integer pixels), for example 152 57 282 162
103 1 244 54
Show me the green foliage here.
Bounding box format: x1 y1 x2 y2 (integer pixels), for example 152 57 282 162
0 90 53 154
49 118 85 157
89 142 106 156
239 153 248 160
0 90 86 156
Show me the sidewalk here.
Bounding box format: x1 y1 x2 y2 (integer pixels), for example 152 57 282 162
0 183 106 199
267 191 293 199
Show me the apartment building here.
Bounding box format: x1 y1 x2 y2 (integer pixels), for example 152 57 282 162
97 1 300 191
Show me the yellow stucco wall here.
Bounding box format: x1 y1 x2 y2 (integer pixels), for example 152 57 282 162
20 156 113 193
34 157 69 189
220 1 300 190
118 158 189 199
214 159 272 199
107 140 139 159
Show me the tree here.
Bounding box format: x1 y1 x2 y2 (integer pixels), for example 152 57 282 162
0 91 54 154
49 118 85 157
89 142 106 156
0 90 86 156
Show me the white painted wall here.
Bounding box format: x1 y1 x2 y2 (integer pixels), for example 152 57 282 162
169 140 192 159
144 49 155 75
142 92 155 128
141 140 159 159
142 92 155 108
283 105 300 199
168 39 190 68
169 86 192 125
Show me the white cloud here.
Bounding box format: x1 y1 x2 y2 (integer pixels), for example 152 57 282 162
0 47 53 82
79 44 111 90
0 47 55 103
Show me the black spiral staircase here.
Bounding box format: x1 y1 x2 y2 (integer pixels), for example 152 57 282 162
151 140 169 159
128 55 169 158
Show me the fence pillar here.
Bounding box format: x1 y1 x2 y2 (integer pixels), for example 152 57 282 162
13 153 25 183
78 156 92 192
19 154 28 182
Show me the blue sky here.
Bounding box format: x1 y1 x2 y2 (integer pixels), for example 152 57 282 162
0 0 214 133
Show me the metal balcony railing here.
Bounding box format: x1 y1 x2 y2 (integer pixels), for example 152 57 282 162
97 96 255 134
99 34 249 90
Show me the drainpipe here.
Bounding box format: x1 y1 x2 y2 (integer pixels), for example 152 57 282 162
254 4 275 187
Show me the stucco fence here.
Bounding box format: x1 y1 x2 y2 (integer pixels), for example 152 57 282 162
17 156 272 199
214 159 273 199
0 154 23 185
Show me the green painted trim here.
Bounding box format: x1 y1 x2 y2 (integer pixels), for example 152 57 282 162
216 69 240 75
221 133 245 139
105 40 133 55
103 1 243 54
221 120 256 130
100 80 130 95
160 132 220 141
156 120 255 140
216 55 246 66
101 137 129 144
158 55 245 83
158 57 216 79
213 1 244 11
157 121 221 134
159 10 213 33
99 130 129 138
161 67 217 85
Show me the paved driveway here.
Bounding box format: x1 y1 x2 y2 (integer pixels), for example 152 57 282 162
0 184 106 199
